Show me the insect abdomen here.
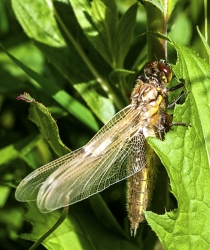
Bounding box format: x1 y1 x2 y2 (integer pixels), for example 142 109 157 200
127 143 157 236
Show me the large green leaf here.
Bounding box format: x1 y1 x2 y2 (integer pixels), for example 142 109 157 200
91 0 117 66
146 43 210 249
0 133 41 166
1 46 99 131
11 0 94 83
70 0 116 67
0 42 44 93
11 0 121 121
114 3 138 68
11 0 64 46
70 0 137 69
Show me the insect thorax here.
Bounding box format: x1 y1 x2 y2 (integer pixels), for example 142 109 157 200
131 77 168 139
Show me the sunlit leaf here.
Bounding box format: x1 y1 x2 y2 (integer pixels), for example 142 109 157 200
147 43 210 249
0 133 41 166
0 186 11 207
74 80 115 123
196 26 210 59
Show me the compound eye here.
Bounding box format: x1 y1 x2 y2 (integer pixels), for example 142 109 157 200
158 61 172 82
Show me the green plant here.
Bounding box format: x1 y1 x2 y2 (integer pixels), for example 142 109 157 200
1 0 210 249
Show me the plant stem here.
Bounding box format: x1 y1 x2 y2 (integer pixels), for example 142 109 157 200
204 0 208 43
141 0 172 218
141 1 167 61
29 206 69 250
52 4 126 110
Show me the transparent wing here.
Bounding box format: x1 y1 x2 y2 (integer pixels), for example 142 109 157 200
15 105 135 202
15 105 147 212
15 147 82 201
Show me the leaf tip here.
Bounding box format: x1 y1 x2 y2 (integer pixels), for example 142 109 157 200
17 93 35 103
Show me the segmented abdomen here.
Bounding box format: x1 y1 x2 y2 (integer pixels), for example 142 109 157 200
127 142 157 236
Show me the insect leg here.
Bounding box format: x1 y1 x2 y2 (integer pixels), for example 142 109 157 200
166 79 189 108
170 122 191 128
167 78 185 92
167 91 186 108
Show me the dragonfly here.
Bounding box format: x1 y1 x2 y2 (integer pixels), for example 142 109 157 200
15 60 185 237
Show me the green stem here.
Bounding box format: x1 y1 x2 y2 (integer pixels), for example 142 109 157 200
204 0 208 43
141 1 167 61
52 5 125 110
29 206 69 250
204 0 209 64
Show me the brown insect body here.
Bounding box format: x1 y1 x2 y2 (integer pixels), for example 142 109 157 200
127 61 173 236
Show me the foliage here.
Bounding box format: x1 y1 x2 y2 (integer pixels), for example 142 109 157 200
0 0 210 249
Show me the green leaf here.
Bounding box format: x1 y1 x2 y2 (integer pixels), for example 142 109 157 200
68 0 92 37
70 0 117 67
146 43 210 249
22 202 139 250
114 3 138 68
11 0 96 83
0 186 11 207
17 93 70 157
168 14 192 46
196 26 210 59
74 80 115 124
165 0 179 18
71 0 137 69
88 195 126 237
0 133 41 166
1 46 99 131
10 0 126 118
91 0 117 66
11 0 65 46
109 69 136 101
22 203 84 250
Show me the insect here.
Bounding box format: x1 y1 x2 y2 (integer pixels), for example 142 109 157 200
15 60 185 236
